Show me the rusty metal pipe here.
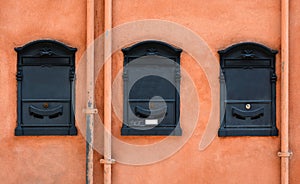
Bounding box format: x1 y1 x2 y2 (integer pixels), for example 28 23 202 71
86 0 95 183
279 0 292 183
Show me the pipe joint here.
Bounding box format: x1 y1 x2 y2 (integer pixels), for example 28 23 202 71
83 108 98 114
100 158 116 165
278 151 293 158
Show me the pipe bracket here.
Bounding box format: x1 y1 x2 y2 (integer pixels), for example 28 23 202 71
83 108 98 114
100 158 116 165
278 151 293 158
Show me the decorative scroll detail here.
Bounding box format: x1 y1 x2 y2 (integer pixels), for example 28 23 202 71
69 67 75 81
219 72 225 82
175 67 181 81
271 73 277 83
16 67 23 81
241 49 255 59
39 47 54 56
122 70 128 81
146 48 159 55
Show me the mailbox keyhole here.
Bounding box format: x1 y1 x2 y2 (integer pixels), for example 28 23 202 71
149 102 155 109
43 103 49 108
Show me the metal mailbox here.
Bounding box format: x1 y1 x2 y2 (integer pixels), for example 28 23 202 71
218 42 278 136
121 40 182 136
15 40 77 136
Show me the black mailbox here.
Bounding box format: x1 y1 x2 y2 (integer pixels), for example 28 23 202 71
121 41 182 136
15 40 77 136
218 42 278 136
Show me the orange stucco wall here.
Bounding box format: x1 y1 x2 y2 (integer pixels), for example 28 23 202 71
289 0 300 183
1 0 300 184
107 1 281 184
0 1 86 183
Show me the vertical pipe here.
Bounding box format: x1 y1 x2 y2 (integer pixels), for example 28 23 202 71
280 0 290 183
86 0 95 183
104 0 112 183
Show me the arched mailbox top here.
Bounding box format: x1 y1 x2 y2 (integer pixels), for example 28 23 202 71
122 40 182 63
15 40 77 58
218 42 278 59
218 42 278 69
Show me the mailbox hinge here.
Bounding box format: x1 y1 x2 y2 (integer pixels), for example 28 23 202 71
100 158 116 165
83 108 98 114
278 151 293 158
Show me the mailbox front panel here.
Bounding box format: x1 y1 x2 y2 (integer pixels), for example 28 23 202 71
22 66 70 99
218 42 278 136
121 41 182 136
15 40 77 136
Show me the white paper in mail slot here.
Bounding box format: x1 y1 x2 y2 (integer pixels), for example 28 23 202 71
145 119 158 125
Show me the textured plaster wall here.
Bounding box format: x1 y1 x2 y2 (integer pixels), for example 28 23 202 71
289 0 300 183
2 0 300 184
103 0 282 184
0 1 86 183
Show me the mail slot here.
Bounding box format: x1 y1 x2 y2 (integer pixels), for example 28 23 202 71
218 42 278 136
15 40 77 136
121 40 182 136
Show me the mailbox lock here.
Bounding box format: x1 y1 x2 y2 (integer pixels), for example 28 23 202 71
245 104 251 110
43 103 49 109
